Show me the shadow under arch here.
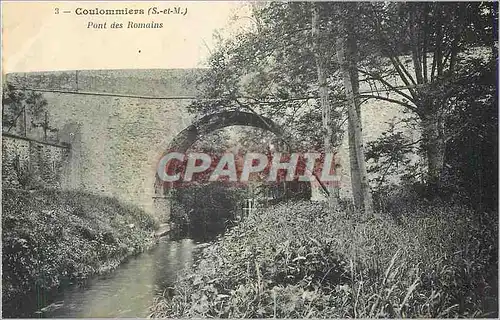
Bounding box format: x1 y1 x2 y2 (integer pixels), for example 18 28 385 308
154 110 311 198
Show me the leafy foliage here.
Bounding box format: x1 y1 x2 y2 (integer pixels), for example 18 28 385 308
191 1 497 195
2 189 158 307
2 85 57 137
366 53 497 206
357 2 497 192
188 2 347 152
366 120 423 191
151 200 497 318
440 56 498 210
169 182 247 242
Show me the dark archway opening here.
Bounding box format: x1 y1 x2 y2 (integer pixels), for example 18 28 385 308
155 111 312 241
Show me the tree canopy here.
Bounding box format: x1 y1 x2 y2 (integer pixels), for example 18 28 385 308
188 2 497 208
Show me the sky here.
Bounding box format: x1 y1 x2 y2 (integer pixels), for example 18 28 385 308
2 1 252 73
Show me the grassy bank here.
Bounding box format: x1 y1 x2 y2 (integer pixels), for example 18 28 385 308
151 199 497 318
2 188 159 304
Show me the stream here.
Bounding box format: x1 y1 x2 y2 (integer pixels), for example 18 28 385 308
3 238 204 318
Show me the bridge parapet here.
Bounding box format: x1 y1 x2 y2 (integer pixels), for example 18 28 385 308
6 69 203 97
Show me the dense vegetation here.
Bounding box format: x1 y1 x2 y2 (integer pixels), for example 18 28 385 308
2 188 158 309
151 196 497 318
169 182 248 242
149 3 498 318
189 2 497 213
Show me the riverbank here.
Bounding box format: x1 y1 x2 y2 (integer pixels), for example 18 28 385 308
151 199 498 318
2 188 159 311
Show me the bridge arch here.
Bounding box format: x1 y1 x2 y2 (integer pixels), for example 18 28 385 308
153 110 310 199
162 111 283 153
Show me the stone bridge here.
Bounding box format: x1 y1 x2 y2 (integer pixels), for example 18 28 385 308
4 69 416 222
5 70 312 222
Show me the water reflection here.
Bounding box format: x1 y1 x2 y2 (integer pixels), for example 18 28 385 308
3 239 200 318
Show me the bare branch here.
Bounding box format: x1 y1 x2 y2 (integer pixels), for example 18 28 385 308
358 69 416 103
358 94 419 113
389 56 418 97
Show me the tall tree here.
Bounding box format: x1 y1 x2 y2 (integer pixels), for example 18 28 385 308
188 2 496 205
311 3 338 207
342 3 365 210
356 2 497 194
337 25 374 216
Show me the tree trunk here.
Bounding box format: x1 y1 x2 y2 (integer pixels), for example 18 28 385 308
345 15 364 210
422 112 445 195
348 120 363 208
312 4 338 208
337 36 374 216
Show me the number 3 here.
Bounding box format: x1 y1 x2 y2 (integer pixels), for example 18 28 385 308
55 8 59 14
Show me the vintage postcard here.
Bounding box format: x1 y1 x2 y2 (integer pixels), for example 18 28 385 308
1 1 498 318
